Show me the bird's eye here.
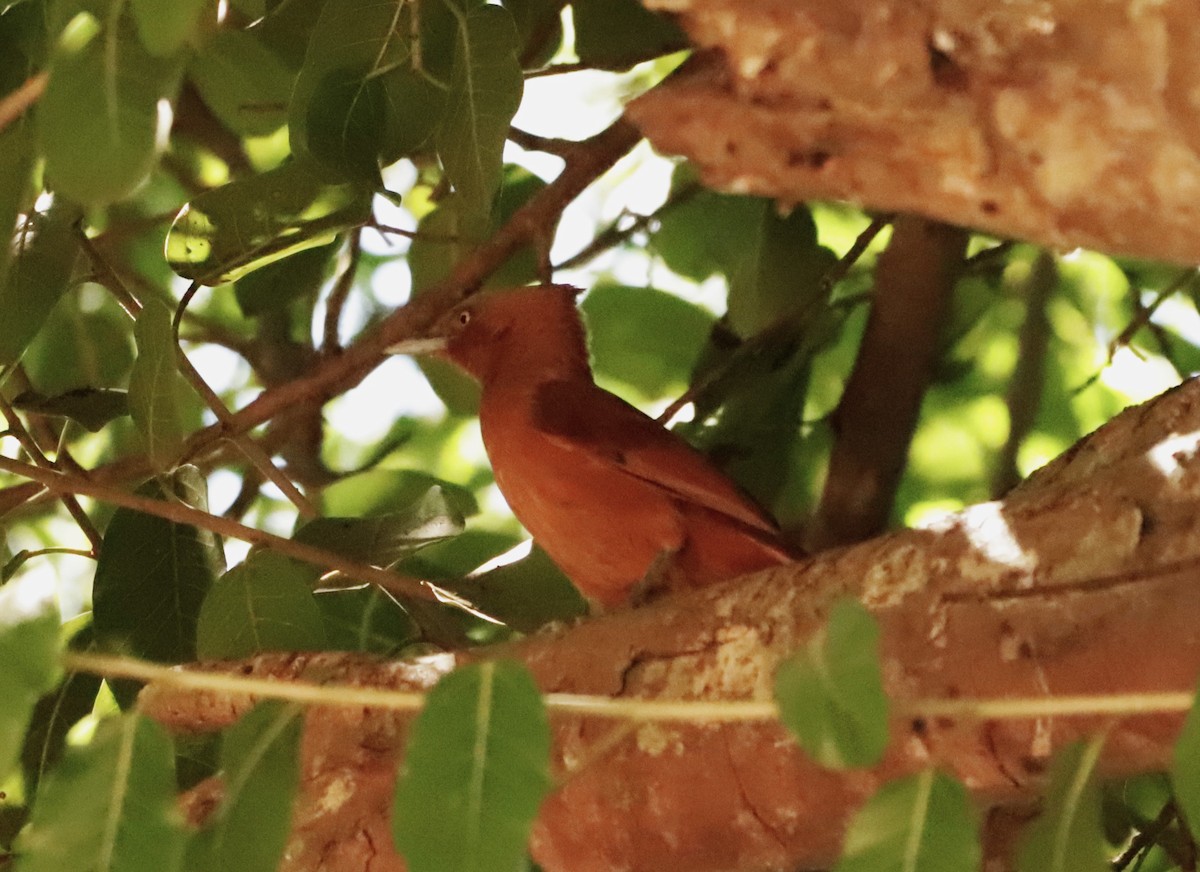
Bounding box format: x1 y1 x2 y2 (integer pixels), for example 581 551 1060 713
457 310 471 327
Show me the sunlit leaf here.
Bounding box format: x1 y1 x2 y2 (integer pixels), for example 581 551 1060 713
322 470 479 520
0 200 81 367
233 240 339 317
166 161 373 284
12 388 130 432
22 288 135 395
16 713 184 872
39 7 184 205
296 486 466 567
393 661 552 872
129 0 208 56
92 467 223 668
188 28 295 136
129 297 191 470
0 574 62 783
835 770 980 872
1017 738 1108 872
189 702 302 872
572 0 687 70
775 598 889 769
435 2 523 234
196 551 328 660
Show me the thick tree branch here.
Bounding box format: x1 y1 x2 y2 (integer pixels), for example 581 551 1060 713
812 216 966 548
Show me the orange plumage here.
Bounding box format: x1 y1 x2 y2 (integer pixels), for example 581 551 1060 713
414 285 795 609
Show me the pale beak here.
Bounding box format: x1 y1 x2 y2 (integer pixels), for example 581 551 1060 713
386 337 448 356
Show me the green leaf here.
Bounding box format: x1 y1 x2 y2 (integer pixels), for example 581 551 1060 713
454 545 587 632
11 388 130 432
21 640 103 796
1172 680 1200 841
129 297 191 470
92 466 223 667
15 713 184 872
129 0 208 56
1016 737 1108 872
581 283 715 400
166 161 374 284
39 6 185 205
191 702 303 872
315 585 418 654
0 123 36 292
571 0 687 70
393 660 552 872
835 770 981 872
0 199 81 366
233 239 338 317
0 574 62 783
188 28 295 136
435 2 523 234
322 470 479 521
196 551 328 660
22 288 135 395
288 0 448 181
503 0 562 68
296 486 466 567
774 598 889 769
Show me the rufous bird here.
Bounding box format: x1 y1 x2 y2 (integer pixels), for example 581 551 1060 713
394 285 796 609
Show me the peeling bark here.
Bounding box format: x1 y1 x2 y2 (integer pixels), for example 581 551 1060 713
627 0 1200 265
142 377 1200 871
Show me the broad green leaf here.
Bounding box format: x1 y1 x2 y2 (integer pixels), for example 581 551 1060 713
289 0 448 181
92 466 223 667
1172 684 1200 841
22 288 135 395
453 545 587 632
1017 738 1108 872
15 713 184 872
22 637 103 795
503 0 562 68
39 7 184 205
774 598 889 769
129 298 191 470
0 1 44 95
835 770 980 872
0 199 81 366
572 0 687 70
581 283 715 400
322 471 479 521
315 585 418 654
233 239 339 317
0 574 62 782
190 702 303 872
435 2 523 234
129 0 208 56
296 486 466 567
11 388 130 432
166 161 373 284
188 28 294 136
0 124 36 293
393 661 552 872
196 551 328 660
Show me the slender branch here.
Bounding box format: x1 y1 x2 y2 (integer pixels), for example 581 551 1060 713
0 394 102 555
508 126 577 158
64 649 1198 723
0 454 483 610
0 71 48 135
524 62 592 79
556 181 701 272
818 213 894 297
322 229 362 354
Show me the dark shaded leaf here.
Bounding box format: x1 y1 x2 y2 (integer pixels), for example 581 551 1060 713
39 7 184 205
12 388 129 432
1172 683 1200 842
188 28 294 136
0 575 62 783
316 585 418 654
21 633 102 796
0 200 81 367
453 545 587 632
234 239 339 317
504 0 562 68
835 770 981 872
393 661 551 872
775 598 889 769
1017 738 1108 872
129 298 192 470
92 466 223 668
572 0 687 70
21 288 134 395
0 123 36 293
166 161 373 284
196 551 328 659
15 713 184 872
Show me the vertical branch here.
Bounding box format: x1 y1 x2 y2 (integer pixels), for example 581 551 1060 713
992 251 1056 497
812 216 968 550
322 229 362 354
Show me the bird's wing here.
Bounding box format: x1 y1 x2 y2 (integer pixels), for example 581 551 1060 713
531 380 781 535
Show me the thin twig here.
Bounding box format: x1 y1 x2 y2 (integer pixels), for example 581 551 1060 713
322 229 362 353
818 213 894 297
0 394 103 555
555 181 700 272
0 454 492 614
508 126 577 158
524 61 592 79
0 71 48 135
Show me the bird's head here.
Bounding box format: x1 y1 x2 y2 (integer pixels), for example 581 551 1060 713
390 285 590 385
